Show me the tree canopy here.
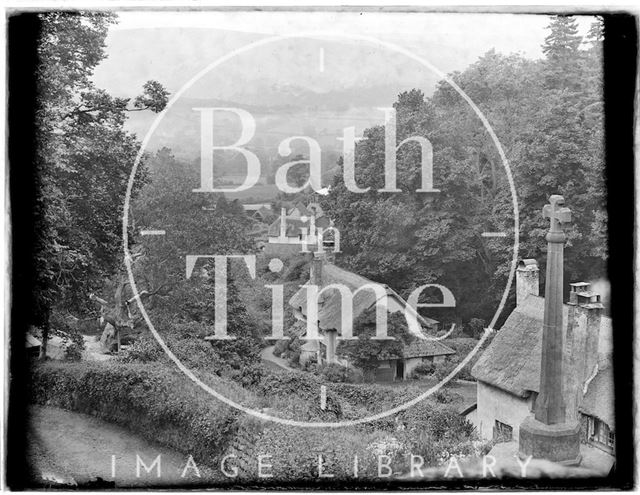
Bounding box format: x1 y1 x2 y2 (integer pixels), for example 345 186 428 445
321 16 605 324
32 12 168 329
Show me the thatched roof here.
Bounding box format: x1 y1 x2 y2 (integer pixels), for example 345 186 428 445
579 361 615 431
402 339 456 358
288 262 441 336
471 295 613 408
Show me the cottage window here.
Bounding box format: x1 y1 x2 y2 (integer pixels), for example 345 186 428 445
588 416 614 449
493 420 513 443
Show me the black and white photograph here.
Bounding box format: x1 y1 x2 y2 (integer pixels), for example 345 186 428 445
4 4 636 490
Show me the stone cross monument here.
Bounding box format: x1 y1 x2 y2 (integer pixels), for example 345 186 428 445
518 195 581 465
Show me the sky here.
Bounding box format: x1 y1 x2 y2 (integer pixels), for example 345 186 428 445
91 11 597 159
94 11 597 96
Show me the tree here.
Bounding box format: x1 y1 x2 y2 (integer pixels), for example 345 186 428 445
33 12 168 358
130 148 255 318
321 17 606 325
542 16 583 90
517 15 606 284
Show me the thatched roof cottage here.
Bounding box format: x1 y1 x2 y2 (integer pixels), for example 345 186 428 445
289 255 453 381
470 260 614 458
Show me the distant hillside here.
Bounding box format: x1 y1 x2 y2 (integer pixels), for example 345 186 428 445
95 28 444 160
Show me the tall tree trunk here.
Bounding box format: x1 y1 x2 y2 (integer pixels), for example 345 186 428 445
38 309 50 360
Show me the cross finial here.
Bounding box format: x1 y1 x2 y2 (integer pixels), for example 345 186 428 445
542 194 571 233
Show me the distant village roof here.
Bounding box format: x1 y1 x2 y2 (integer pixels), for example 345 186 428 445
267 214 331 238
471 295 613 425
267 217 307 237
289 262 441 334
290 202 311 217
402 339 456 358
243 203 272 212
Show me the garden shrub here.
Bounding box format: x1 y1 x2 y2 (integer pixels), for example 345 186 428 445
287 349 301 368
398 401 474 442
256 369 342 419
433 388 461 404
64 331 85 362
465 318 486 339
242 424 406 481
272 339 289 357
396 400 479 468
301 354 318 372
319 363 357 383
119 324 266 387
409 362 435 379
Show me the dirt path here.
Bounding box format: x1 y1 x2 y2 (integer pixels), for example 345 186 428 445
260 345 295 371
28 405 225 488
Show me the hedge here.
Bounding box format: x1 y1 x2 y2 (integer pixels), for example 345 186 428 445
29 360 259 466
28 361 481 481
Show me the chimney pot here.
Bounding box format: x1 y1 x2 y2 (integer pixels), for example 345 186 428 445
516 259 539 306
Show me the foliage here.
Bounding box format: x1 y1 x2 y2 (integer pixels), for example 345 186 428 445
433 388 461 404
398 401 475 442
338 311 414 378
29 360 253 465
118 309 264 388
319 363 358 383
320 17 605 323
32 12 168 327
409 361 435 379
243 424 402 480
272 339 289 357
63 334 85 362
120 148 264 380
130 148 255 323
465 318 486 338
256 369 342 420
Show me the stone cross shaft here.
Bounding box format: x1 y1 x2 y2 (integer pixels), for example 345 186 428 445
535 195 572 425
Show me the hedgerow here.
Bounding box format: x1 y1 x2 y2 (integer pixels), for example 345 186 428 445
256 369 342 419
29 360 258 465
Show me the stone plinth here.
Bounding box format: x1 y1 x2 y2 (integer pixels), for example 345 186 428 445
518 416 581 465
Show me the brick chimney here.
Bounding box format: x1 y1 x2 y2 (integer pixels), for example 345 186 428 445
516 259 539 306
563 282 604 422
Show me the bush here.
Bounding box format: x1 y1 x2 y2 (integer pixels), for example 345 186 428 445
287 349 301 368
64 341 83 362
465 318 486 338
118 334 166 364
409 361 435 379
320 363 357 383
272 339 289 357
243 425 406 480
29 360 256 466
398 401 474 442
433 388 461 404
64 331 85 362
256 369 342 419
